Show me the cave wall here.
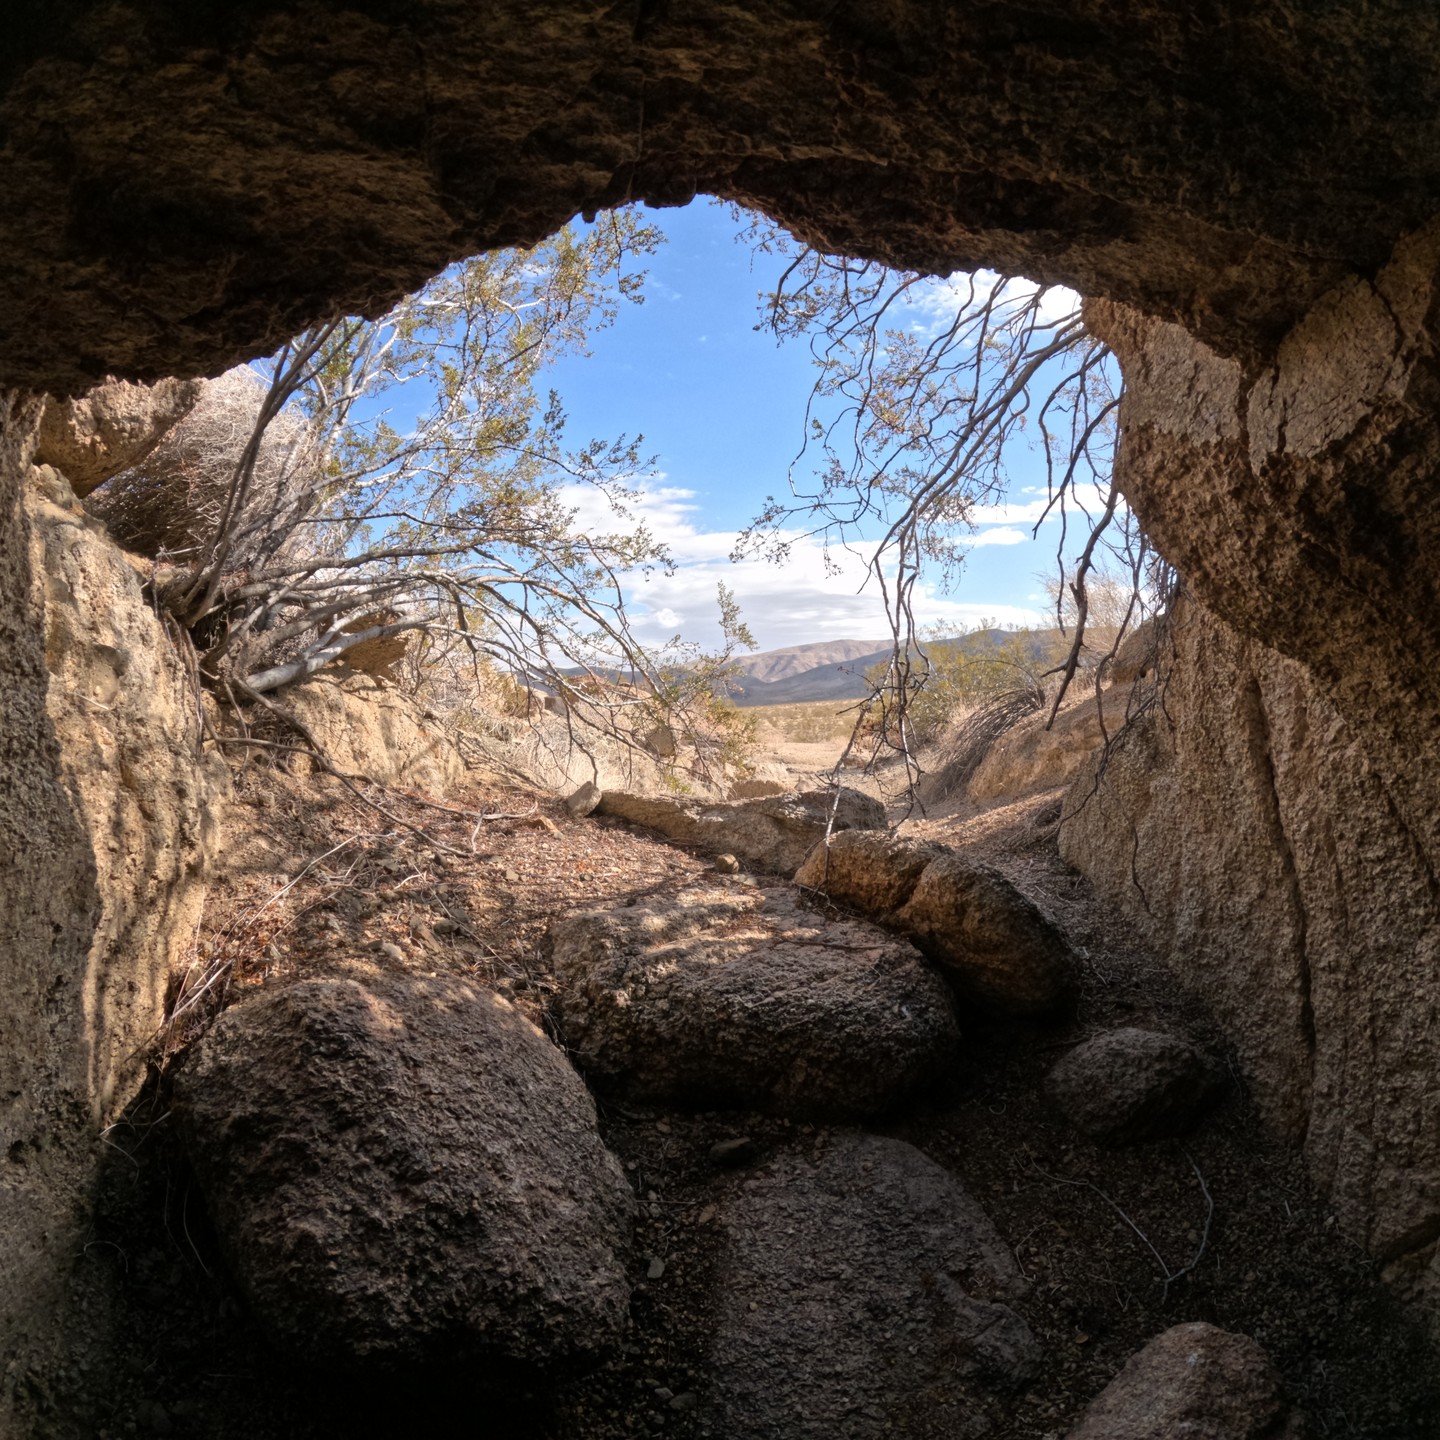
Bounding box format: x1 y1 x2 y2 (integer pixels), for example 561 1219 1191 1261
1063 245 1440 1330
1060 596 1440 1334
0 393 215 1383
0 0 1439 1364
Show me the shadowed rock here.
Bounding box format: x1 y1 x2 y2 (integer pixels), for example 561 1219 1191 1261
707 1132 1040 1438
1066 1323 1308 1439
1048 1027 1224 1145
175 972 635 1378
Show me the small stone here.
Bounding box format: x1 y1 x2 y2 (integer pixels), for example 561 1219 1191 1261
647 1256 666 1280
670 1392 699 1412
566 781 603 818
709 1137 757 1167
696 1204 717 1225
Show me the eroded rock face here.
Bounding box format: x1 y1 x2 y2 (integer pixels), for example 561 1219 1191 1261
272 672 466 795
35 377 202 498
10 5 1440 394
1061 597 1440 1330
174 972 635 1376
707 1132 1039 1438
549 884 959 1118
0 400 215 1376
1066 1323 1306 1440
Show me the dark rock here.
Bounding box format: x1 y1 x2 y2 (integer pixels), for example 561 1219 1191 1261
549 885 958 1118
1066 1323 1308 1439
707 1133 1040 1438
1048 1027 1224 1145
708 1137 757 1168
174 971 634 1377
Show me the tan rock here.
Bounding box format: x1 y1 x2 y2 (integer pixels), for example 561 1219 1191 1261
1067 1323 1307 1439
897 855 1080 1015
273 672 465 795
35 376 200 497
597 786 885 876
794 827 943 914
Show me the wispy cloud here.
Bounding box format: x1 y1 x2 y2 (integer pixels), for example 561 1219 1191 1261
555 479 1063 650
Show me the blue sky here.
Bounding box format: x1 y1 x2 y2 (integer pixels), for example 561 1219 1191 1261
544 199 1094 654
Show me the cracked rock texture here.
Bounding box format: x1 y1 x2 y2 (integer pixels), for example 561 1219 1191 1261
7 4 1440 393
1061 596 1440 1333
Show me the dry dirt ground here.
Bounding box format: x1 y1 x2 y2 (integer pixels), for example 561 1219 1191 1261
25 753 1440 1440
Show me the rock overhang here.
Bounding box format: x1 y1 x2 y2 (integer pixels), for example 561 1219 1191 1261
4 1 1440 393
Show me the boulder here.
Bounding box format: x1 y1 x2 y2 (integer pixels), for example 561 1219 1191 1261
799 832 1079 1015
35 376 201 497
794 828 943 913
174 972 635 1376
897 855 1080 1014
548 885 959 1118
707 1132 1040 1437
1048 1027 1224 1145
1066 1323 1307 1439
597 786 885 875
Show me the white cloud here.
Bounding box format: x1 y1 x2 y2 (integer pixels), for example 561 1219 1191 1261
555 479 1046 651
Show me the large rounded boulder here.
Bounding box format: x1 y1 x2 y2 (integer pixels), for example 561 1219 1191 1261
1067 1323 1307 1439
799 831 1080 1015
548 885 959 1118
174 972 635 1377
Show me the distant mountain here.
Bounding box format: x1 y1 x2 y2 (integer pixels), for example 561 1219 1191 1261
727 638 893 685
729 630 1068 707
